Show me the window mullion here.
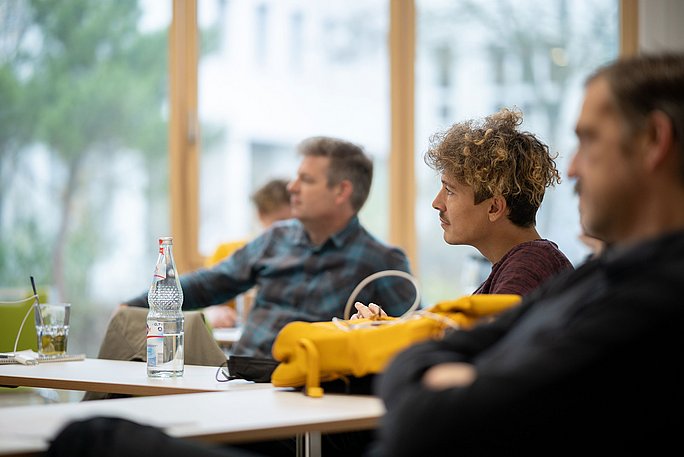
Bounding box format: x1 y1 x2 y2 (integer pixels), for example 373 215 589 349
169 0 201 273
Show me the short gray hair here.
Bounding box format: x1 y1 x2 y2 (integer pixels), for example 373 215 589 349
297 136 373 212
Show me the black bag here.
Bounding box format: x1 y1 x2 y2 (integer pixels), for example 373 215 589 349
227 355 374 393
226 355 279 383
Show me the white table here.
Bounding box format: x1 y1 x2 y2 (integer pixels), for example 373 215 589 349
0 388 385 457
0 358 268 396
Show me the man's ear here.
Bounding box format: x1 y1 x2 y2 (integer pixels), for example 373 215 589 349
643 110 675 171
488 195 507 222
335 179 354 205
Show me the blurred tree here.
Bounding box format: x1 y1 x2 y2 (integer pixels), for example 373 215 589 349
0 0 168 300
420 0 617 147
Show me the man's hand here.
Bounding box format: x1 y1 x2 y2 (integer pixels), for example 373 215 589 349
350 302 387 320
202 304 238 328
422 362 477 390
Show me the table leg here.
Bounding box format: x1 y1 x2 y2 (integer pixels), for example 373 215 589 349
296 433 304 457
295 432 322 457
305 431 321 457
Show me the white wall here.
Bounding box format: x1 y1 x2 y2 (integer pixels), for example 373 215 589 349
639 0 684 52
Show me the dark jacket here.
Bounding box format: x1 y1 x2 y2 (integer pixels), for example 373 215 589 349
372 229 684 456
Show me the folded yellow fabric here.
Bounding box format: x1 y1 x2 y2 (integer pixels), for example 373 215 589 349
271 294 521 396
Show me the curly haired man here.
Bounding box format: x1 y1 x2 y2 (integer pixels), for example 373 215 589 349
353 108 572 319
425 108 572 295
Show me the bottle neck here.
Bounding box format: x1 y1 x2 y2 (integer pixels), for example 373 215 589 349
159 241 173 258
149 239 183 310
163 245 174 265
154 243 177 279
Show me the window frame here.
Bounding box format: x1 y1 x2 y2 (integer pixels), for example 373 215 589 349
168 0 636 274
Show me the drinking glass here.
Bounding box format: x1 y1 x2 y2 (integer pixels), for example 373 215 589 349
35 303 71 355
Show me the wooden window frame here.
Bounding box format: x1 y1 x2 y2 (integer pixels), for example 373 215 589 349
168 0 636 274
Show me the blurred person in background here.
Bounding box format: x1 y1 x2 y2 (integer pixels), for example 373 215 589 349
251 178 292 229
120 136 417 358
202 178 293 328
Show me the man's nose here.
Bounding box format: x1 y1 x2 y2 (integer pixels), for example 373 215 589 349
287 179 299 193
567 152 579 178
432 189 444 210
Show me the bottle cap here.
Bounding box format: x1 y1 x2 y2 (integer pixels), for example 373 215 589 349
159 236 173 245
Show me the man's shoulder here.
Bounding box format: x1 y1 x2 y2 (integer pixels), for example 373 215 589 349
505 239 573 268
270 218 302 231
266 218 305 239
482 239 573 295
354 223 407 254
337 222 410 269
239 219 304 256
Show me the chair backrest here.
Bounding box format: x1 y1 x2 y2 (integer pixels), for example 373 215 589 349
204 239 248 268
0 299 39 352
83 307 227 401
203 239 250 314
94 307 226 365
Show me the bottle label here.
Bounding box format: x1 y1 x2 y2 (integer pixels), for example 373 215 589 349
153 260 166 281
146 322 164 367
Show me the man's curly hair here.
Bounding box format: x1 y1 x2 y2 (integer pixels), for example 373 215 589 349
425 108 561 227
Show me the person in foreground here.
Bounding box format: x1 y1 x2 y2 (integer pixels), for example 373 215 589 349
369 53 684 456
354 108 572 319
121 136 416 358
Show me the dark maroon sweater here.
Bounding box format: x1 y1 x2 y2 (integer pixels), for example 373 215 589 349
473 239 573 296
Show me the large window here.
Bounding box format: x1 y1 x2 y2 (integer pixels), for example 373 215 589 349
0 0 622 357
0 0 171 354
415 0 619 303
197 0 391 253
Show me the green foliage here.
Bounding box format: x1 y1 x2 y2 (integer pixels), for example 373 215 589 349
200 19 222 56
25 0 167 162
0 0 168 304
0 218 52 285
0 66 27 148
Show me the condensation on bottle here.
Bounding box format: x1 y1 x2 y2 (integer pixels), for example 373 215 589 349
146 236 184 377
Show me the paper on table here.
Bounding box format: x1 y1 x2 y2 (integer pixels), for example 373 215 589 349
0 349 85 364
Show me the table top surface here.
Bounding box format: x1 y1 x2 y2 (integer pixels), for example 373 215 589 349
0 388 385 456
0 358 270 396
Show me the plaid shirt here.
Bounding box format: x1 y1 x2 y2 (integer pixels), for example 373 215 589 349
128 217 416 358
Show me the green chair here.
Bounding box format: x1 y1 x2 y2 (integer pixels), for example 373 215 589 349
0 292 59 405
0 297 39 353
